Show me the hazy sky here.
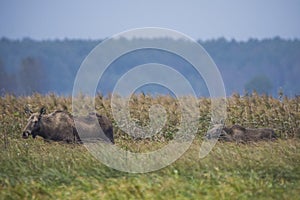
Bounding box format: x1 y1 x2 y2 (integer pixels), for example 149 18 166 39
0 0 299 41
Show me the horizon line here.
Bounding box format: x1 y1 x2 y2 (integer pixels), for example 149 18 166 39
1 35 300 43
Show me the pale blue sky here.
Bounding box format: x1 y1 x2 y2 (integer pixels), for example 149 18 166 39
0 0 299 41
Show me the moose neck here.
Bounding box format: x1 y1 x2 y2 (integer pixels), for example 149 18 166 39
35 116 47 139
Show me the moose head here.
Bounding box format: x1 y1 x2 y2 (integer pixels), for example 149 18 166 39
22 107 46 139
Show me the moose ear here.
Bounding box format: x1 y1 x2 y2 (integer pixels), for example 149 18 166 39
24 105 33 115
40 107 46 115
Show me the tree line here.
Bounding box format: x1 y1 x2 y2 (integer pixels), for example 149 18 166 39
0 37 299 97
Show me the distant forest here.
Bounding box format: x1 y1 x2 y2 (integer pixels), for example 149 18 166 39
0 37 299 97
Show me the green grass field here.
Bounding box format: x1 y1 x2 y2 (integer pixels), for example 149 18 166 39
0 94 299 199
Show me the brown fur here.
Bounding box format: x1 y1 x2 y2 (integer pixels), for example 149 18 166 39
206 124 277 142
74 112 114 144
22 108 114 144
224 125 277 142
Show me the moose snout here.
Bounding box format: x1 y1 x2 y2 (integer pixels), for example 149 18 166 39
22 131 30 139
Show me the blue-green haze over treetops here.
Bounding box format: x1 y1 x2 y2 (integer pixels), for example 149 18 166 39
0 37 299 97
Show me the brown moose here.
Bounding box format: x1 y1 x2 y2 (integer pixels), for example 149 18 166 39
206 124 277 142
22 107 114 144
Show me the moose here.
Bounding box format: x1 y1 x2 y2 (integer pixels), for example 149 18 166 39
22 107 114 144
206 124 277 142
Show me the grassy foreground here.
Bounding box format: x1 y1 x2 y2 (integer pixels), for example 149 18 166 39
1 139 299 200
0 93 299 199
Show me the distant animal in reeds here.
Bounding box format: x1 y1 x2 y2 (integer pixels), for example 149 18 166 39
22 107 114 144
206 124 277 142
